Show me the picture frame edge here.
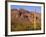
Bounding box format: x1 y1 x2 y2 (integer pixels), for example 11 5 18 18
5 1 45 36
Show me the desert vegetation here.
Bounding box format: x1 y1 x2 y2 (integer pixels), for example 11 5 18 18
11 8 41 31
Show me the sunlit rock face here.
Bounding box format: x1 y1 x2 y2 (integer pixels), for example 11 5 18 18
11 8 41 31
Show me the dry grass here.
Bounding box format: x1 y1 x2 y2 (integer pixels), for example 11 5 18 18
11 19 41 31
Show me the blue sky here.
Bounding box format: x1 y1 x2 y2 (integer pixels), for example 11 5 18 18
11 5 41 13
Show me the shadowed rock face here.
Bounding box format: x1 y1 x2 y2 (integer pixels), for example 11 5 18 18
11 9 41 31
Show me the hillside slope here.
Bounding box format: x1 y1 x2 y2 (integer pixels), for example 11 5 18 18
11 9 41 31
